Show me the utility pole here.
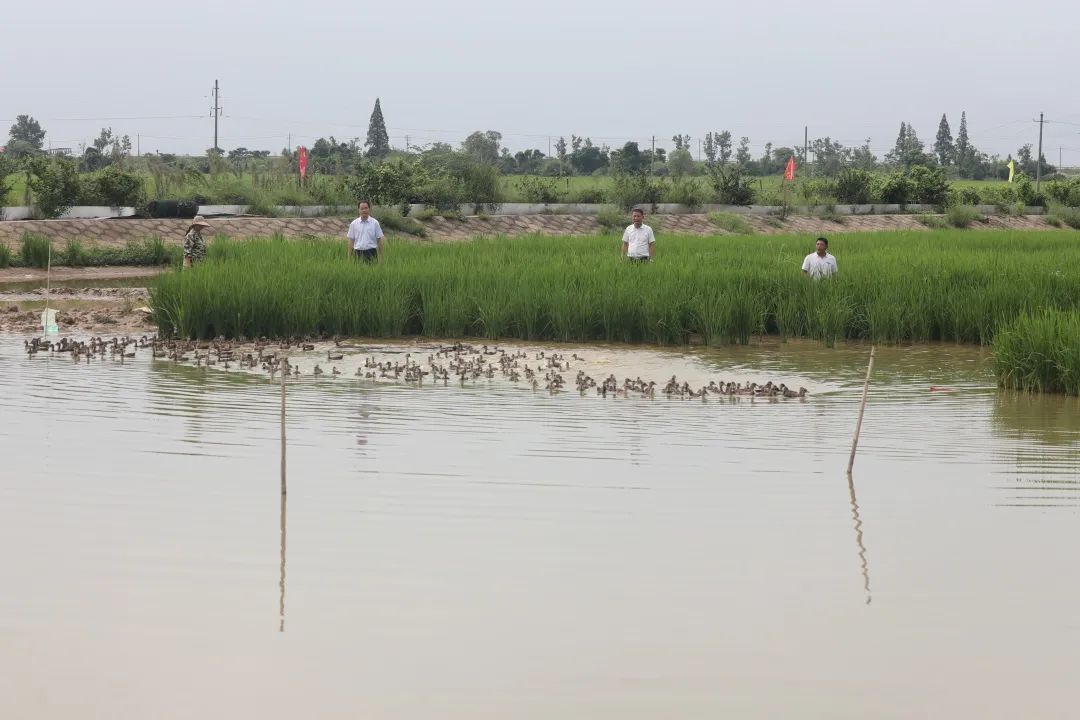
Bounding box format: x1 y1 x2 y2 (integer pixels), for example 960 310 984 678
804 126 808 169
547 136 551 157
698 137 702 161
1035 112 1044 200
651 135 655 175
137 133 140 158
211 79 222 152
405 134 410 152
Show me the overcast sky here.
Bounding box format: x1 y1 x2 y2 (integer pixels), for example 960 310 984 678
4 0 1079 163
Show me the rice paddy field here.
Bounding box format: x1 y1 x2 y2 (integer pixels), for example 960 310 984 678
147 229 1080 394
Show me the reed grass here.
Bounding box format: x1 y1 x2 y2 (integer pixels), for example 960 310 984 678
0 244 12 268
994 309 1080 395
149 230 1080 351
20 233 51 268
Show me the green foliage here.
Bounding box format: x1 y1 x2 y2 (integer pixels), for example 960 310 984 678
516 176 563 204
953 187 982 206
994 310 1080 395
917 215 949 229
347 159 425 206
567 186 607 204
149 230 1080 352
875 172 915 204
1044 177 1080 206
28 156 80 218
92 165 146 207
0 154 18 205
833 168 874 204
945 205 984 228
415 207 438 221
0 244 13 268
372 206 427 237
664 177 707 209
8 115 46 154
1046 203 1080 230
20 233 52 268
706 164 755 205
146 200 199 219
595 206 626 233
708 212 754 234
609 171 664 211
63 239 90 266
364 98 391 159
908 165 950 205
667 148 695 177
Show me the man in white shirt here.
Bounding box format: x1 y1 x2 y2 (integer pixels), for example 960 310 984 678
346 201 385 263
802 237 837 279
621 208 656 262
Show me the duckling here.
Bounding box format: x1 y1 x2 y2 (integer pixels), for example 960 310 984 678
331 366 341 376
327 351 344 361
313 364 324 376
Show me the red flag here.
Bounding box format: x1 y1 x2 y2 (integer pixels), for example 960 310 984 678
784 156 795 181
298 146 308 179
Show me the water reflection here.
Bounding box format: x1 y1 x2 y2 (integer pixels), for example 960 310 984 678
846 472 872 605
279 491 287 633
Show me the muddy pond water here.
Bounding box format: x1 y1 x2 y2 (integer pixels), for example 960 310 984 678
2 335 1079 719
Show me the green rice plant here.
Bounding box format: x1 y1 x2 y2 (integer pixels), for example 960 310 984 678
63 238 90 267
0 244 12 268
994 310 1080 395
707 212 754 235
20 233 52 268
945 205 984 228
148 230 1080 365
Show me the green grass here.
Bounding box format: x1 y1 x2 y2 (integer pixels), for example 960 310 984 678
19 233 52 268
150 230 1080 352
708 212 754 234
0 244 12 268
994 309 1080 395
945 205 985 228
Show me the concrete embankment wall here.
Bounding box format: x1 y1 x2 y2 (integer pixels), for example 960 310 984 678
0 213 1057 249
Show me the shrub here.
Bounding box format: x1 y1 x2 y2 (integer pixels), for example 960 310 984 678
1044 177 1080 206
908 166 950 206
63 238 91 266
1046 203 1080 229
94 165 146 207
0 244 12 268
568 186 607 204
348 159 426 207
146 200 199 219
917 215 949 229
953 187 983 206
706 164 755 205
595 205 626 232
945 205 984 228
415 176 464 211
609 171 664 211
834 168 874 204
20 233 52 268
708 212 754 234
245 195 280 217
1013 174 1036 206
664 177 707 210
415 207 439 221
875 172 914 204
28 156 80 218
516 176 563 204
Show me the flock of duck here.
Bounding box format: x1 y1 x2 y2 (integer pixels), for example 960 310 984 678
24 336 809 401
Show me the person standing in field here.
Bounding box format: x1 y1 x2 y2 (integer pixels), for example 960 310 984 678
621 207 655 262
182 215 211 269
802 237 837 279
346 201 385 263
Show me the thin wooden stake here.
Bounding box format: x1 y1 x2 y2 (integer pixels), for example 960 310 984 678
280 358 287 496
847 346 876 474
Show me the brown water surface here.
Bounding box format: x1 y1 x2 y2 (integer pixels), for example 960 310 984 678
2 336 1078 719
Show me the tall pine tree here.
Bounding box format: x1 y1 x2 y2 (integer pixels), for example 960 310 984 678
955 112 971 177
934 114 954 166
365 98 390 159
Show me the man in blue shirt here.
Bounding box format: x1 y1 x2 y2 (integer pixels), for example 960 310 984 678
346 201 385 263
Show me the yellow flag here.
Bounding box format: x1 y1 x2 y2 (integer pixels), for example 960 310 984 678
1007 160 1015 183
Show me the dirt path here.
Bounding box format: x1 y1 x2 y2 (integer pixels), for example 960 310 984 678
0 266 165 283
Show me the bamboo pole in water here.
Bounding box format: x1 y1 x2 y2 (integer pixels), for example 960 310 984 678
280 359 287 496
847 346 876 474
